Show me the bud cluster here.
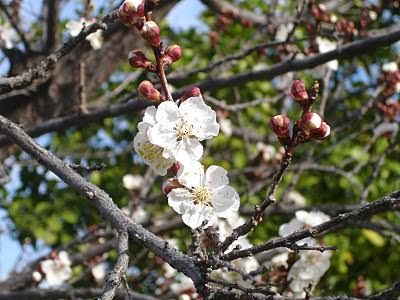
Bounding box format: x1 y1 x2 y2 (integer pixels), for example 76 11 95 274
119 0 183 102
269 79 331 147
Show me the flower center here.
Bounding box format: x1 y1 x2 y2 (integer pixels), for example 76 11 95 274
138 141 164 160
175 119 193 140
192 186 211 206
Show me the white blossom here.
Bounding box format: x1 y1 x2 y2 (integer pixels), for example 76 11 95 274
279 210 330 245
287 247 332 297
219 118 233 137
147 97 219 165
210 214 259 285
280 191 306 210
256 142 277 162
134 106 175 175
91 262 108 283
0 23 15 49
122 174 144 190
167 161 240 229
66 19 103 50
40 251 72 287
373 122 399 138
316 37 338 70
382 62 399 72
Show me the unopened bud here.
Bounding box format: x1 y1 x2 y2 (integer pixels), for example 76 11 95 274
165 44 182 62
300 112 322 131
141 21 161 46
291 80 308 102
119 0 145 27
270 115 291 138
169 162 181 175
310 122 331 139
162 178 182 195
180 87 202 102
138 80 161 101
128 50 151 68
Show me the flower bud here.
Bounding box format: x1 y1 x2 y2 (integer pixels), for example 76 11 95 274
138 80 161 101
162 178 182 195
119 0 145 27
141 21 161 47
291 80 308 102
300 112 322 131
165 44 182 62
269 115 291 138
128 50 151 68
169 162 181 175
310 122 331 139
180 87 202 102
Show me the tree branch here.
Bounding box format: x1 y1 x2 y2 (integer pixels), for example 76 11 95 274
222 190 400 261
0 114 203 286
99 231 129 300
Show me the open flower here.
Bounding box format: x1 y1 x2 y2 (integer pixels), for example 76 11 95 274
316 37 338 70
134 106 175 175
66 19 103 50
287 245 332 297
167 161 240 229
40 251 72 287
147 97 219 165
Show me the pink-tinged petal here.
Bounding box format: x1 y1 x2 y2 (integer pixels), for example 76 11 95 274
205 165 229 189
168 188 194 214
155 100 180 123
179 97 219 140
211 186 240 218
177 160 204 188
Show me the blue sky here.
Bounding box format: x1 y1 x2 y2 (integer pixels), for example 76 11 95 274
0 0 206 280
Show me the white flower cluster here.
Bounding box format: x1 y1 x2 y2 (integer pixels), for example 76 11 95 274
278 210 332 297
33 251 72 287
133 96 240 229
210 214 259 285
66 18 103 50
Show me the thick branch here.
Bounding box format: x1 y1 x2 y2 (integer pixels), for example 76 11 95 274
222 190 400 261
176 28 400 95
0 114 203 286
0 10 119 94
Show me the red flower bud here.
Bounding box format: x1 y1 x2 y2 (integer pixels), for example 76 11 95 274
128 50 151 68
310 122 331 139
137 80 161 102
165 44 182 62
162 178 182 195
141 21 161 47
169 162 181 175
180 87 202 102
270 115 291 138
291 80 308 102
119 0 145 27
300 112 322 131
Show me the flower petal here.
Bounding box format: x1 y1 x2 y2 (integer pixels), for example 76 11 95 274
211 186 240 218
172 138 203 165
156 100 180 124
177 160 204 188
168 188 194 214
179 97 219 140
181 203 216 229
205 165 229 189
147 123 176 149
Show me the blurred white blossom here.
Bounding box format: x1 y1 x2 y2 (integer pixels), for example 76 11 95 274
40 251 72 287
66 18 103 50
122 174 144 190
